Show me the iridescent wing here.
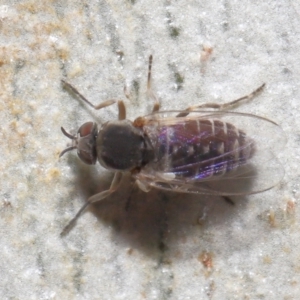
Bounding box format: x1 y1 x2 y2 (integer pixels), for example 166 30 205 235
135 111 285 196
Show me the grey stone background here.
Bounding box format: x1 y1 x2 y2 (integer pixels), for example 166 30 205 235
0 1 299 299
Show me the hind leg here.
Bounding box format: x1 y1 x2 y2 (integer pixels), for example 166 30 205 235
177 83 265 117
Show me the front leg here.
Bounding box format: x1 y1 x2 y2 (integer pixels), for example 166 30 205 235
62 80 127 120
61 171 123 235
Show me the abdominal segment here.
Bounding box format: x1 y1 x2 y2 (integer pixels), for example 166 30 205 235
154 119 255 180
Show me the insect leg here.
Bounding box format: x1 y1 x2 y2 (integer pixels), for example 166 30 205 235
136 179 151 192
117 100 126 120
176 83 265 117
147 55 160 112
62 79 126 119
216 83 266 110
60 172 123 236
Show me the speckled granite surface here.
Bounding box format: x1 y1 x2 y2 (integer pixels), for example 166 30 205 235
0 1 299 299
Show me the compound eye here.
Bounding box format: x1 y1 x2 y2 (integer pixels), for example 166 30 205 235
78 122 95 137
77 149 96 165
77 122 98 165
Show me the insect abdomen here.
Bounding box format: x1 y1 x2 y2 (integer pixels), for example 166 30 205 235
155 119 255 179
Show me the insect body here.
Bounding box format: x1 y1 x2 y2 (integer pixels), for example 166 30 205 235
142 118 254 180
60 55 284 234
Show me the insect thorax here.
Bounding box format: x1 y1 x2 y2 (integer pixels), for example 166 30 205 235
97 120 154 171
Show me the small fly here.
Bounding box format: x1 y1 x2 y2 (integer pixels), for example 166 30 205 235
60 55 285 235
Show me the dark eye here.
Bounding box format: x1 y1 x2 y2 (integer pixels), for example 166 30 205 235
77 122 98 165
